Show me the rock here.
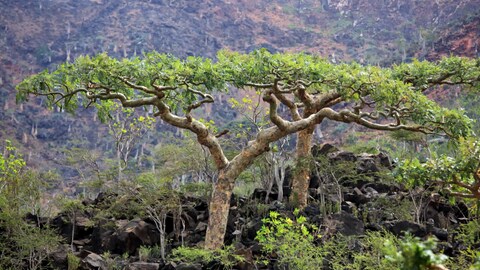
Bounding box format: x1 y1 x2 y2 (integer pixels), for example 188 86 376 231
426 218 449 241
175 262 202 270
361 182 400 194
386 220 427 237
82 253 106 269
312 143 338 157
127 262 160 270
194 222 208 233
268 200 285 211
362 186 379 196
233 243 255 270
245 218 263 243
341 201 357 214
303 204 321 217
376 152 393 169
356 154 379 173
251 188 267 201
344 191 370 205
49 244 69 269
309 174 320 189
328 151 357 162
365 223 383 232
325 212 364 236
106 219 159 255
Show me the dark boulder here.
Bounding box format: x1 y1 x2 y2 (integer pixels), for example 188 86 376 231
376 152 393 169
356 154 380 173
325 211 364 236
344 188 371 205
312 143 338 157
81 253 106 270
328 150 357 162
106 219 159 255
127 262 161 270
386 220 427 238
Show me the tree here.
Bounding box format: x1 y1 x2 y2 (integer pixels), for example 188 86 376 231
397 137 480 216
107 104 155 180
287 56 480 208
16 50 476 249
0 141 60 269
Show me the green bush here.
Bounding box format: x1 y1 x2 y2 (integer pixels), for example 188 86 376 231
383 234 448 270
170 245 244 269
67 252 81 270
255 211 325 269
328 231 399 270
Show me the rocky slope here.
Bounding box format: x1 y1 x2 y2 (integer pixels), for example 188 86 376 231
0 0 479 182
42 146 471 269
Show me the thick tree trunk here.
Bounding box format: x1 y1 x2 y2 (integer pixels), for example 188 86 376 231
290 126 315 208
204 171 235 250
203 127 287 249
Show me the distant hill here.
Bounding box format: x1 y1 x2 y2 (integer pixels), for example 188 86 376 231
0 0 479 186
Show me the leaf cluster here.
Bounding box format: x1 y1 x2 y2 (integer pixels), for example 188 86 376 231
255 211 324 269
16 50 480 140
396 137 480 194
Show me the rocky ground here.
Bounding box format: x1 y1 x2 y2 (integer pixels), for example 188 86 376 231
36 144 472 270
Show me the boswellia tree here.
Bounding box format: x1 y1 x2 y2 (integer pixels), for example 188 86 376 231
16 49 478 249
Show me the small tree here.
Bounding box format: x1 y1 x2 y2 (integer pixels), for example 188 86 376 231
136 178 181 261
397 137 480 216
107 104 155 180
59 197 85 251
17 50 475 249
0 141 60 269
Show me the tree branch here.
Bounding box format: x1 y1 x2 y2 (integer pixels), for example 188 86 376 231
153 99 229 170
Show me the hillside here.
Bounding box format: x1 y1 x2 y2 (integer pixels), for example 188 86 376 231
0 0 479 184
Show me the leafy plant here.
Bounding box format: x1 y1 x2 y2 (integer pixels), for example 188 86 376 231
138 246 151 262
67 252 81 270
0 140 61 269
170 245 244 269
256 211 325 269
384 235 448 270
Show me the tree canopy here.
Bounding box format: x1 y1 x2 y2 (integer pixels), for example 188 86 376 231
16 49 480 249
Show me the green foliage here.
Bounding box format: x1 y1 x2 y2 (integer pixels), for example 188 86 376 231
67 252 81 270
327 231 400 270
153 136 214 183
180 182 212 199
170 245 244 269
364 196 414 223
138 246 152 262
17 50 478 142
383 235 448 270
396 137 480 199
0 140 61 269
445 248 480 270
255 211 324 269
456 219 480 247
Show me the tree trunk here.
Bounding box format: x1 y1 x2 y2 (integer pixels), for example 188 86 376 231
275 161 286 202
204 171 235 250
290 126 315 208
117 149 122 181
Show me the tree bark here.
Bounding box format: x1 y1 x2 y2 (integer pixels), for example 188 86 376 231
204 171 235 250
290 126 315 208
204 127 287 249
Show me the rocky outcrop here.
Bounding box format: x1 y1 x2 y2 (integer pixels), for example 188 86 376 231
40 147 478 269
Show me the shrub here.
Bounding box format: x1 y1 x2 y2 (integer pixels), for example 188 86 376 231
67 252 81 270
170 245 244 269
383 234 448 270
255 211 325 269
